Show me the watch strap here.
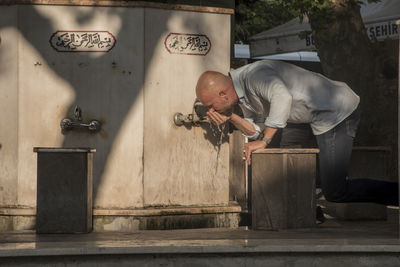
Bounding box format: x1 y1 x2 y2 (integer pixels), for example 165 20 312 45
262 137 272 144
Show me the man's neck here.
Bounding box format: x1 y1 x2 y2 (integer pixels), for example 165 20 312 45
228 77 239 104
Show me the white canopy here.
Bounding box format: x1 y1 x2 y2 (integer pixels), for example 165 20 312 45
234 44 320 61
249 0 400 57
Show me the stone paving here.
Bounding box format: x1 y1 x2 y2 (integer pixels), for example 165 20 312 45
0 207 398 256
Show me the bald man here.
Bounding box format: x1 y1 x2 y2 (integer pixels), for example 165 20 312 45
196 60 398 206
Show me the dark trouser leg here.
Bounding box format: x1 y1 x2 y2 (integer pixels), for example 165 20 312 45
316 112 398 206
280 123 316 148
280 123 321 186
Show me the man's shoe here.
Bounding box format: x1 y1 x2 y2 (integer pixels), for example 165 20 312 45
316 206 326 224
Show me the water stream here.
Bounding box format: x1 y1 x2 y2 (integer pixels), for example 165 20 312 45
210 123 227 174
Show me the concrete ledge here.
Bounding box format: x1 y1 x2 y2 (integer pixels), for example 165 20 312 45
0 208 35 216
94 213 240 231
0 204 242 231
94 205 242 216
0 205 241 216
94 204 242 231
253 148 320 154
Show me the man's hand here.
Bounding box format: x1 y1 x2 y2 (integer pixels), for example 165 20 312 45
244 140 267 165
207 108 231 126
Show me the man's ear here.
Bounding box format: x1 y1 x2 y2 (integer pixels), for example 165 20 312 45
219 90 229 101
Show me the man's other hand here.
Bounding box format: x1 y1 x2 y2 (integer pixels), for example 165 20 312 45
207 108 231 126
244 140 267 165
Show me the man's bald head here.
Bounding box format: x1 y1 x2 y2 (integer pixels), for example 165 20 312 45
195 71 238 114
196 71 230 99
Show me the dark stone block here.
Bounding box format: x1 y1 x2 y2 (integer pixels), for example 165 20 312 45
251 149 318 230
34 148 95 234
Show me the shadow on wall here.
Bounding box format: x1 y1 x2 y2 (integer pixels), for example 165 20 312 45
0 4 227 208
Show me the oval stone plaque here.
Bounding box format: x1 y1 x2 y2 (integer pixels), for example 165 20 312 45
164 33 211 56
50 30 116 52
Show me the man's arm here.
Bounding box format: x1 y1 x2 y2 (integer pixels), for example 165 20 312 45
244 126 278 165
228 113 258 136
207 109 278 165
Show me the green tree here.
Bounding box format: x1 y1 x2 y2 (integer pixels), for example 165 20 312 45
278 0 378 93
235 0 296 43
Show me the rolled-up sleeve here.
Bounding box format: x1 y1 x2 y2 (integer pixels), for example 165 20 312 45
238 102 265 140
252 72 292 128
242 118 262 140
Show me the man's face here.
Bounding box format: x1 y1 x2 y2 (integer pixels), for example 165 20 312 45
196 74 235 115
199 93 233 115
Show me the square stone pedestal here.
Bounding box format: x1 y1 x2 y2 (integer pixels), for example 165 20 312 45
251 148 319 230
34 148 95 234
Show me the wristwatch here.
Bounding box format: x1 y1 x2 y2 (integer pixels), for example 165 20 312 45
262 137 272 145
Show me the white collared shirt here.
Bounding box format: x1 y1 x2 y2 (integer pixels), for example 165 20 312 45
229 60 360 139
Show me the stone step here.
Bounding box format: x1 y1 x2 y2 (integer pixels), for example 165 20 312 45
0 237 399 266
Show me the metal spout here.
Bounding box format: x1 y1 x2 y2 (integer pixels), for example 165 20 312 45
60 118 102 132
173 112 208 126
61 106 102 133
173 99 208 126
